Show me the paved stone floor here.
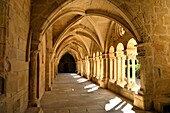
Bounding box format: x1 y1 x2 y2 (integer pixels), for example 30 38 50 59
40 73 154 113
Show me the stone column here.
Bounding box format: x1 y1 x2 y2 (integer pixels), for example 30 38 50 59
96 56 100 79
131 56 138 88
83 59 86 76
93 57 96 78
95 57 98 78
54 61 59 76
80 60 83 76
134 43 153 110
126 56 131 88
99 54 103 80
51 60 54 84
113 56 117 83
45 49 52 91
29 50 39 107
84 57 87 76
99 53 109 88
109 53 114 81
76 60 80 75
116 56 122 85
121 55 126 85
86 56 90 80
89 58 93 80
76 61 78 74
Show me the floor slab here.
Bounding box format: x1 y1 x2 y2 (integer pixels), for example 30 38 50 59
40 73 156 113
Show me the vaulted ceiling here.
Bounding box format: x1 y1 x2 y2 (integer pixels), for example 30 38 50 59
31 0 139 62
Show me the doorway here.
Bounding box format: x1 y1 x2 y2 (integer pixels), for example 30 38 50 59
58 53 76 73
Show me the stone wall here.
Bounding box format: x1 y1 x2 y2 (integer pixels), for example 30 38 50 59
152 0 170 97
0 0 30 113
120 0 170 108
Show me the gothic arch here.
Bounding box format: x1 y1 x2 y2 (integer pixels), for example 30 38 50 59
30 0 149 53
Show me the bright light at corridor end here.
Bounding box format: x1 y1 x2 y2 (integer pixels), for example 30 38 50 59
105 97 135 113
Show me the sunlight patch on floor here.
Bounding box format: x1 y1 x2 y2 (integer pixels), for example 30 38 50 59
105 97 122 111
70 73 77 76
121 103 135 113
73 75 81 78
84 84 97 89
77 78 88 83
87 86 99 92
115 101 126 110
105 97 136 113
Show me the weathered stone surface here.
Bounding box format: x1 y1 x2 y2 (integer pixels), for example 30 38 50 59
0 0 170 113
164 15 170 25
154 25 167 35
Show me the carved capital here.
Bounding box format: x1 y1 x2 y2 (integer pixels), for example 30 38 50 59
137 45 145 56
30 50 40 61
4 57 11 72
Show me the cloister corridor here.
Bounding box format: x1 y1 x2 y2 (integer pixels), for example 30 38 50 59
2 0 170 113
40 73 152 113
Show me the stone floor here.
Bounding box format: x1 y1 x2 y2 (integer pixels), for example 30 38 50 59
40 73 155 113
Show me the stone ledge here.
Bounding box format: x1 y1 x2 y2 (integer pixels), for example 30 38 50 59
108 81 134 101
25 107 43 113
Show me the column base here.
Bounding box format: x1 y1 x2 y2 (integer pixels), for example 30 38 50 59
29 99 40 107
45 86 52 91
131 82 138 88
99 80 108 88
87 74 91 80
96 76 100 79
109 79 116 83
125 83 132 89
77 72 81 75
116 81 127 86
134 90 152 110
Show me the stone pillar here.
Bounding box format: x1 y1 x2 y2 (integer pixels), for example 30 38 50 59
80 60 83 76
113 56 117 83
83 59 86 76
99 53 103 80
51 60 54 84
96 56 100 79
86 56 90 80
29 50 40 107
90 58 93 80
99 53 109 88
109 53 114 81
121 55 126 85
84 57 87 76
76 60 80 75
79 60 81 75
116 56 122 85
131 56 138 88
134 43 153 110
95 57 98 78
76 61 78 74
45 49 52 91
126 56 131 88
54 61 59 76
93 57 96 78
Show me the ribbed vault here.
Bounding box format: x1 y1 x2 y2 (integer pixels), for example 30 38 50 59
29 0 150 73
